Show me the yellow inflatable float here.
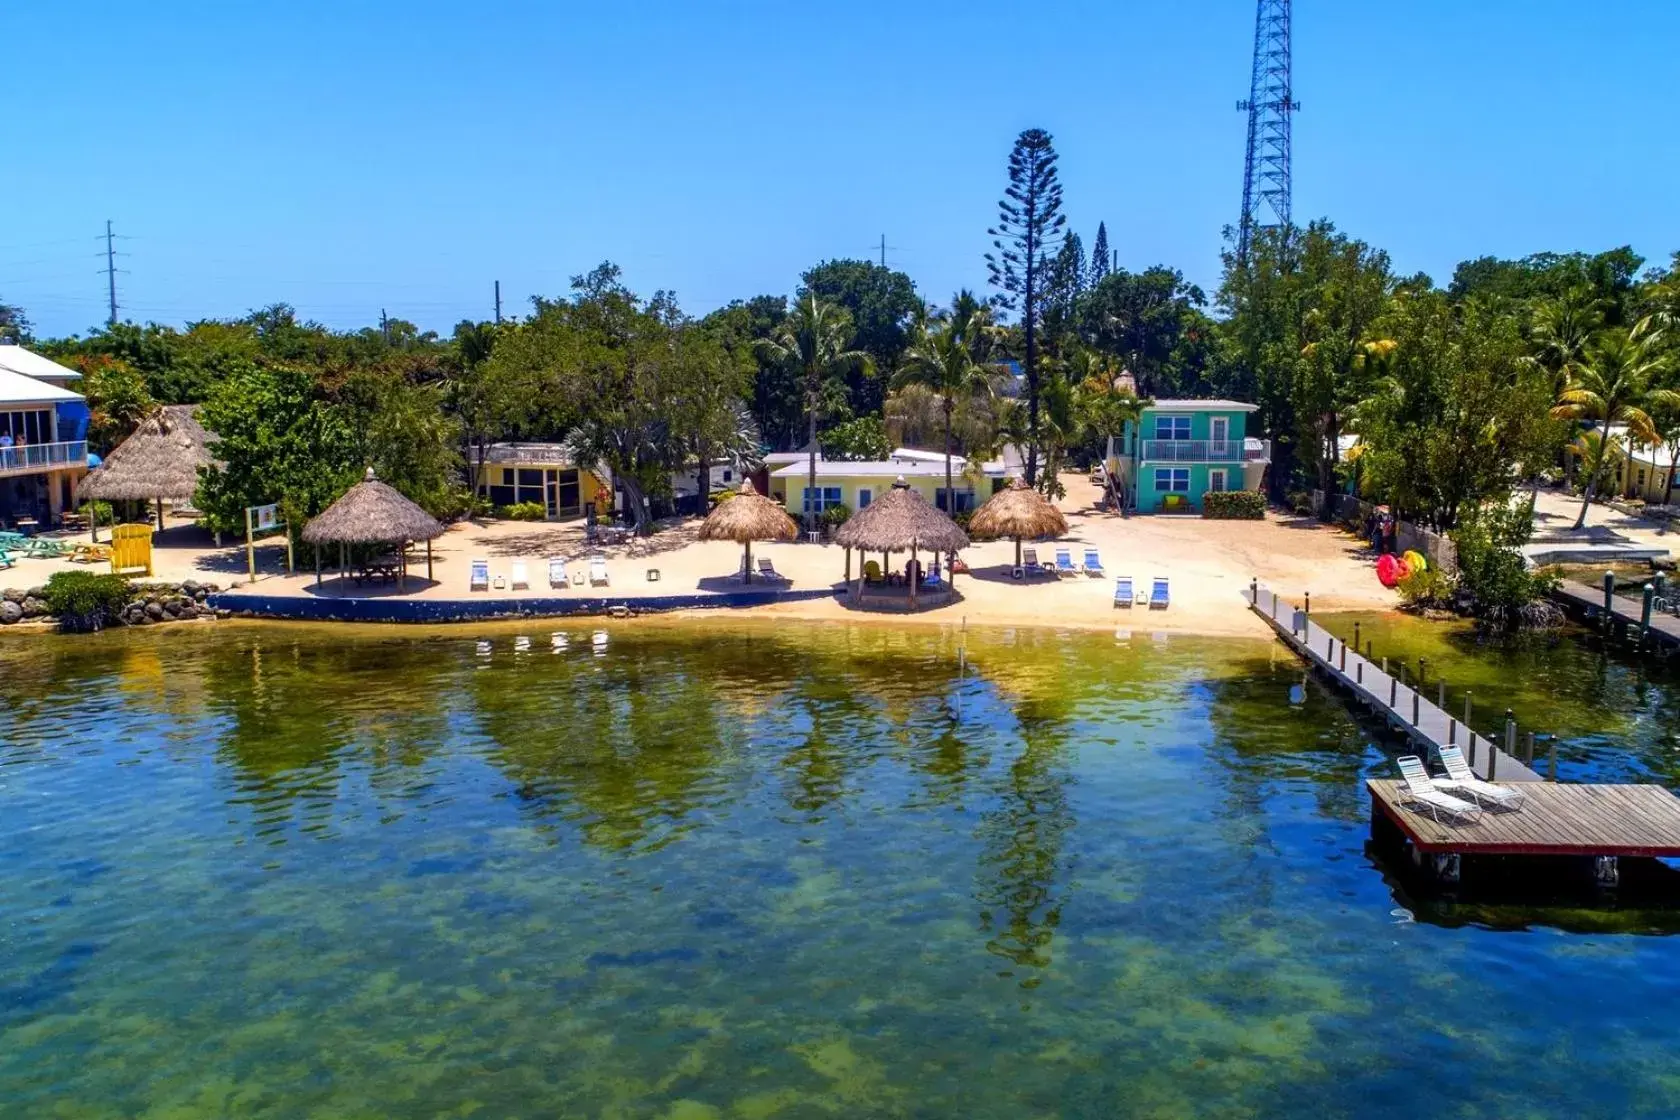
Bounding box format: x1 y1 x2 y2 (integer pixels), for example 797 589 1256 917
1402 549 1427 574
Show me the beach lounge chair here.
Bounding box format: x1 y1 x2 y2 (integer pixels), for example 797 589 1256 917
1021 547 1040 576
1396 755 1483 824
1148 577 1170 609
923 562 941 588
469 558 490 592
589 555 610 587
1082 548 1104 577
1054 548 1078 577
1113 576 1133 608
511 560 529 590
1436 745 1529 810
758 557 783 581
548 557 568 588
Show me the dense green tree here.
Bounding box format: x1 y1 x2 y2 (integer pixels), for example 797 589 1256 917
755 295 873 530
1075 266 1208 396
986 127 1066 485
1041 231 1086 352
701 295 793 449
1088 222 1110 286
821 415 890 461
1449 247 1644 325
0 299 32 344
75 355 155 453
1552 320 1675 528
797 260 916 412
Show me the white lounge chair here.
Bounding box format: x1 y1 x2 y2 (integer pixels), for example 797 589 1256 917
510 560 529 590
548 557 568 589
1054 548 1078 577
1436 745 1529 810
1113 576 1133 608
1148 577 1170 609
758 556 784 581
589 555 609 587
1022 547 1043 577
1396 755 1483 824
1082 548 1104 577
469 558 489 592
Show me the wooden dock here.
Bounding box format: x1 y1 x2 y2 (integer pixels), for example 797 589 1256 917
1244 585 1540 782
1553 578 1680 650
1367 779 1680 857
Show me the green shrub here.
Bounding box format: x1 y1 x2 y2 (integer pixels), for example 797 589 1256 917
496 501 547 521
1451 499 1560 629
42 571 133 633
1286 490 1315 515
78 499 114 524
819 502 852 530
951 508 973 531
1201 490 1266 519
1396 566 1454 610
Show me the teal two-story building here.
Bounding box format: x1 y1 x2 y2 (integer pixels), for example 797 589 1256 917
1105 399 1270 513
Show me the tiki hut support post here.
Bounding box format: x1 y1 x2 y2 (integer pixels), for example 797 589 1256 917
339 542 348 593
744 539 752 584
910 540 918 607
844 546 851 582
156 497 165 532
426 539 433 582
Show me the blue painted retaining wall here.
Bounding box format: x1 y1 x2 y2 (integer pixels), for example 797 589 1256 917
206 587 840 624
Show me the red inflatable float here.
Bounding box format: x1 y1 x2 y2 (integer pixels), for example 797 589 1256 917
1376 553 1411 588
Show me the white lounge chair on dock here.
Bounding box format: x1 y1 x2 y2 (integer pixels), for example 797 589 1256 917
1436 745 1528 810
1396 755 1483 824
1113 576 1134 608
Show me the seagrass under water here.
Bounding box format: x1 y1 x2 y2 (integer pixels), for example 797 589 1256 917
1 616 1677 1117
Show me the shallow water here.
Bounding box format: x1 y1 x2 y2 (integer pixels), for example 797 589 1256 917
2 619 1679 1118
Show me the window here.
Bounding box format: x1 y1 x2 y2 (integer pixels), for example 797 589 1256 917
1154 468 1190 493
501 468 515 486
802 486 843 513
1210 416 1229 444
722 468 732 482
1209 469 1227 493
1154 415 1191 441
936 488 976 513
857 488 872 508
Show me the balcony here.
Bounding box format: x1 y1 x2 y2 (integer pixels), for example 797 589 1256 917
1141 438 1269 462
0 440 88 478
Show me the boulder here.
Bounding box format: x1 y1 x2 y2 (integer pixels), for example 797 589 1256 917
0 601 21 625
21 597 49 619
193 589 209 602
25 585 46 601
2 588 23 604
176 604 197 620
1654 557 1676 573
144 601 165 620
180 579 201 596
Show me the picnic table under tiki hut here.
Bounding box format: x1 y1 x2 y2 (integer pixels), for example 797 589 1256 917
302 468 446 594
80 404 217 537
968 477 1068 573
696 479 798 583
834 476 969 611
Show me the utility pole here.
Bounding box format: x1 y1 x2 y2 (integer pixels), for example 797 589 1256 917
879 234 886 268
494 281 502 325
1112 249 1118 273
380 308 389 343
102 220 119 326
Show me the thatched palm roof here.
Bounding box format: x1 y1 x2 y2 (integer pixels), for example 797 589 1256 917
302 468 445 545
697 479 797 544
82 404 216 501
835 478 969 554
968 478 1067 541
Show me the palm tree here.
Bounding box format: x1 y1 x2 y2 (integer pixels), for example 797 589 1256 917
1551 321 1674 529
755 295 872 531
894 308 999 516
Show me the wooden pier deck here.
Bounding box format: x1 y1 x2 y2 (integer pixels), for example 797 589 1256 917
1245 585 1540 782
1367 779 1680 856
1553 579 1680 649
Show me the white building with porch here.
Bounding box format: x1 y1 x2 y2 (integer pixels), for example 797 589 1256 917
0 345 91 529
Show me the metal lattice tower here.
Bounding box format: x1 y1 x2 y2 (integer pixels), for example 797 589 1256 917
1236 0 1300 263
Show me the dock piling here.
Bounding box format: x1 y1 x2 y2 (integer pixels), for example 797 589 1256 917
1603 570 1616 617
1643 584 1655 635
1339 639 1347 672
1390 677 1398 707
1251 577 1258 605
1448 718 1456 745
1525 730 1536 764
1304 592 1310 617
1412 686 1420 726
1356 661 1363 684
1353 621 1361 652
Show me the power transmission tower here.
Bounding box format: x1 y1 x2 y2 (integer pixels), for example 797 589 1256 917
98 219 129 326
1235 0 1300 265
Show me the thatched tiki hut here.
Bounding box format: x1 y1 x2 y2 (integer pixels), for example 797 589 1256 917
696 479 797 583
301 467 446 593
968 477 1068 568
81 404 216 538
834 476 969 608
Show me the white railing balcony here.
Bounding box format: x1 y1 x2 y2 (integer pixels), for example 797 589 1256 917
1141 439 1248 462
1245 439 1271 462
0 439 87 478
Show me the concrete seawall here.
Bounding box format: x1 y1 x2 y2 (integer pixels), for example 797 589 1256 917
206 586 840 624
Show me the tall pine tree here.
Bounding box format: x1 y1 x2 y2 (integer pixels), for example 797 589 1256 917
1089 222 1111 286
985 128 1065 485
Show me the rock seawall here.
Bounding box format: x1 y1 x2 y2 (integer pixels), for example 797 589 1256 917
0 580 222 628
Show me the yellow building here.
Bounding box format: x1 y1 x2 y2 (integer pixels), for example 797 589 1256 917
475 443 612 519
769 453 1009 518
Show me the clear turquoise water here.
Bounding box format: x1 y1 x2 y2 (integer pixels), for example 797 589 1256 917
2 619 1679 1118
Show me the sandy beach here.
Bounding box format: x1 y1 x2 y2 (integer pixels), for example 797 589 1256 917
2 476 1402 638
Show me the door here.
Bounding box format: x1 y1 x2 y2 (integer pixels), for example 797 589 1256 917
1210 416 1229 450
544 470 560 519
1209 469 1228 493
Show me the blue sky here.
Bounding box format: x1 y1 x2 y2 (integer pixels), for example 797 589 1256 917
4 0 1677 338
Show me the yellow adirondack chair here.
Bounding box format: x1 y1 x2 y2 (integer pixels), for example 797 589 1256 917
109 523 154 577
863 560 883 583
